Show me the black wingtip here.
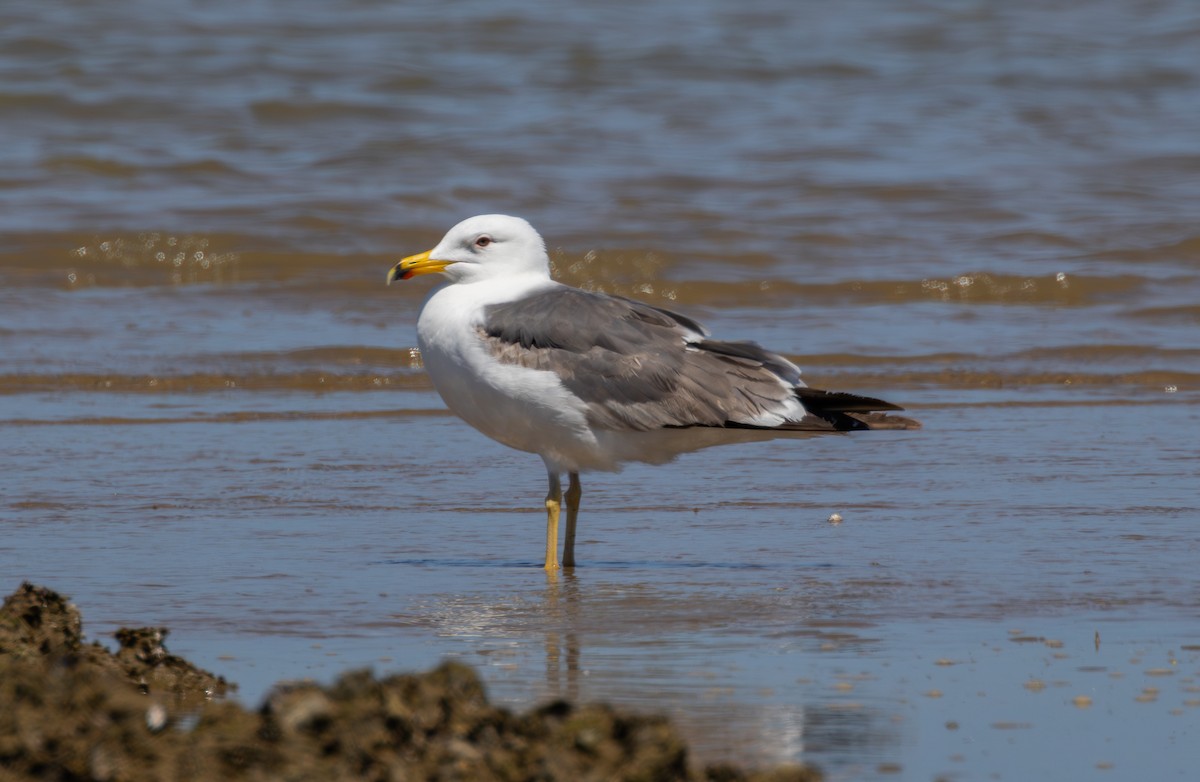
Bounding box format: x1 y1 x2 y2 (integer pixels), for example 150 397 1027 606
794 386 918 431
795 386 904 412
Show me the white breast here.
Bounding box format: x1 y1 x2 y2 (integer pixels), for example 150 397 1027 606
415 278 612 471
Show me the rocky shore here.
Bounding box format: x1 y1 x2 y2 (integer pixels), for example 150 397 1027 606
0 583 818 781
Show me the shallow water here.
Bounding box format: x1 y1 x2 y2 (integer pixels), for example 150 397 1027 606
2 1 1199 779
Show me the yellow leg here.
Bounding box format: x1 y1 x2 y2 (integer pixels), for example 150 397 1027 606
544 472 562 571
562 472 581 568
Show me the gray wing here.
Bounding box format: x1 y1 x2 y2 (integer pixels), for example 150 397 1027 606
480 287 910 433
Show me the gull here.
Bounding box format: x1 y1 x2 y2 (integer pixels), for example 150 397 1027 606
388 215 919 570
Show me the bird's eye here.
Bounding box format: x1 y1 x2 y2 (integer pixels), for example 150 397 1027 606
474 235 492 248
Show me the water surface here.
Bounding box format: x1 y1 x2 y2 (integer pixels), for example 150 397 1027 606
2 1 1199 779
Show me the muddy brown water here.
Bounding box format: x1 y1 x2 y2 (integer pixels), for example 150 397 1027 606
2 2 1200 780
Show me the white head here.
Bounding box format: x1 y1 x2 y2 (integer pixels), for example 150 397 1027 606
387 214 550 285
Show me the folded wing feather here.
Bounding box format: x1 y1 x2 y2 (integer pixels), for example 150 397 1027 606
481 286 918 433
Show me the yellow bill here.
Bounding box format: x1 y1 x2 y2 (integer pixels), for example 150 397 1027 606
386 250 453 285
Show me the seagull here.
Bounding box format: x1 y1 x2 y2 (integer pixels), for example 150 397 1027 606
388 215 919 570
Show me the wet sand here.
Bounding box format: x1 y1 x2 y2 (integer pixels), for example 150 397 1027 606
5 394 1198 779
